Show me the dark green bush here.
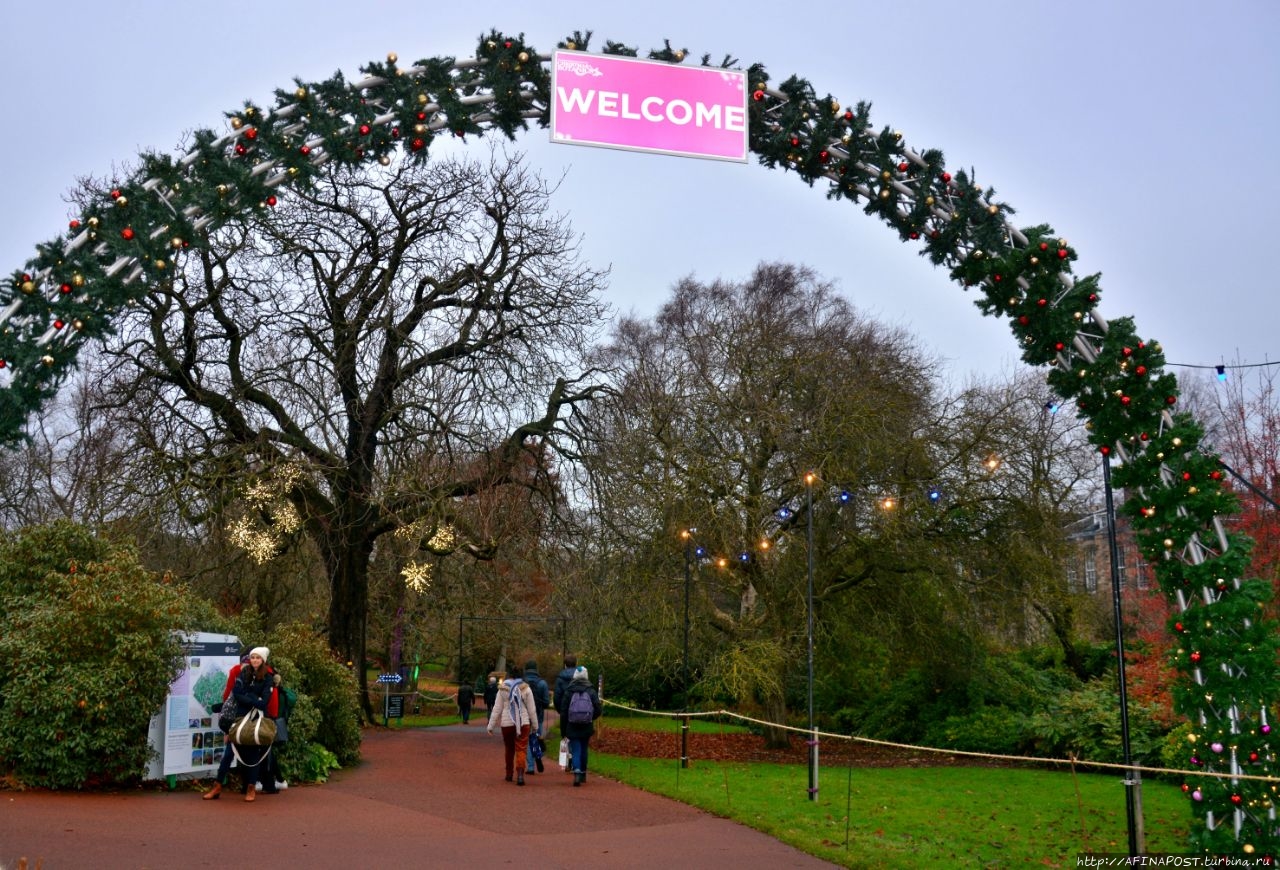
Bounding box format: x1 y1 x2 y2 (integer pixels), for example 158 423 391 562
922 708 1033 756
265 623 362 768
0 522 195 788
1027 678 1166 765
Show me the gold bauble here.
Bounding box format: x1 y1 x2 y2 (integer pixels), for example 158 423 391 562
1156 452 1165 460
295 87 307 99
1172 437 1182 447
231 117 244 129
20 280 35 294
925 196 935 206
171 237 183 248
414 123 427 134
217 184 229 196
72 319 83 330
518 51 529 62
72 273 85 287
988 205 998 215
115 196 128 207
245 107 256 117
673 50 684 61
1163 538 1174 549
1245 845 1255 855
879 189 890 199
287 167 299 177
41 355 55 365
831 100 840 113
387 52 398 64
881 170 892 180
892 130 902 140
154 260 166 270
1030 256 1039 266
565 41 576 51
417 93 428 105
1188 733 1198 743
1188 486 1198 494
87 217 99 228
379 156 391 166
1073 312 1083 320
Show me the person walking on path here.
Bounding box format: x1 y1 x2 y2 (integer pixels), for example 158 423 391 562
456 682 475 724
522 660 550 775
553 654 577 727
556 666 602 787
204 646 275 802
482 674 499 711
486 662 537 785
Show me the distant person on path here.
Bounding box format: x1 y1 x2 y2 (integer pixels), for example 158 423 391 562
456 682 475 724
203 646 275 802
553 653 578 730
556 665 602 787
483 674 499 711
486 662 538 785
523 660 550 775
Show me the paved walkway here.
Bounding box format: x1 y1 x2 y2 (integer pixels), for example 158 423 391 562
1 723 836 869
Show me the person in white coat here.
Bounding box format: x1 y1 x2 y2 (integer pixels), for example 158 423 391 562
486 661 538 785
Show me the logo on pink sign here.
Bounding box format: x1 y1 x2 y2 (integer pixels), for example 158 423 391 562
551 50 748 163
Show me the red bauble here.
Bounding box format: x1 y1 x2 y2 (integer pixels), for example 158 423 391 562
0 359 6 368
819 150 829 162
411 138 426 151
244 128 258 140
1250 752 1260 763
266 195 278 207
69 219 80 230
1174 622 1184 632
1182 472 1192 481
121 227 135 240
1054 342 1065 351
941 172 952 183
300 145 311 155
1211 470 1224 480
59 283 71 294
1121 396 1131 406
993 274 1002 283
1122 347 1133 357
110 189 121 199
1165 396 1177 405
898 161 908 172
234 144 248 156
392 127 400 138
1190 651 1202 663
1100 446 1111 455
359 124 371 136
54 319 64 330
909 231 919 240
1037 298 1047 307
417 112 426 120
844 110 853 120
1039 242 1049 251
1018 315 1030 325
1136 365 1147 376
1231 794 1243 806
753 91 765 102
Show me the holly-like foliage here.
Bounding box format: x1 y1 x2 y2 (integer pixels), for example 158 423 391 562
0 522 191 788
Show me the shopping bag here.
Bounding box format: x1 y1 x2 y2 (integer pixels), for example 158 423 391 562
558 737 570 769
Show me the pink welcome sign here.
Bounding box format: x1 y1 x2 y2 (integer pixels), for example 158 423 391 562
551 50 748 163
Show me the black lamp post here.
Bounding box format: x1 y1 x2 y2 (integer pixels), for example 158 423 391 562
805 472 818 801
1103 455 1140 856
680 527 697 769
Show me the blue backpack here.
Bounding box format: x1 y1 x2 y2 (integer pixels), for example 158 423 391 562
567 688 594 724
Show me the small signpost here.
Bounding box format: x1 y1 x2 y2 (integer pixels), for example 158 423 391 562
377 672 404 726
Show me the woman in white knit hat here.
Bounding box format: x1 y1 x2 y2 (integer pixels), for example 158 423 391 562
203 647 275 802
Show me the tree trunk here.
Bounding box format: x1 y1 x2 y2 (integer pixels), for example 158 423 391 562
325 530 377 721
762 694 792 750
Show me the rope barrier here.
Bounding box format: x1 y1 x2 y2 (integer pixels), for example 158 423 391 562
602 699 1280 785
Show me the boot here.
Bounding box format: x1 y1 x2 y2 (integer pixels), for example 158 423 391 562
202 782 222 800
516 772 525 786
573 770 582 787
244 785 256 802
536 756 544 773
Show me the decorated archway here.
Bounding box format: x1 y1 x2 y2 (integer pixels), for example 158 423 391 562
1 29 1274 855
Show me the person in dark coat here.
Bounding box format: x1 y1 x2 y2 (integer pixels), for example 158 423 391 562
203 646 275 802
482 674 499 711
456 682 475 724
555 665 601 786
522 660 549 774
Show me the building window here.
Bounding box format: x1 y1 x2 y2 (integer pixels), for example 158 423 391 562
1066 565 1080 593
1084 546 1098 593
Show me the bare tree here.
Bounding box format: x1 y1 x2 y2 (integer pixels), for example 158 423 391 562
92 150 608 714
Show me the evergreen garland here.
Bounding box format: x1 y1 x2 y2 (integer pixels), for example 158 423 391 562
1 28 1274 857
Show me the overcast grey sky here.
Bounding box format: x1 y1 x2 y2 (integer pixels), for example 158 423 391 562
2 1 1276 384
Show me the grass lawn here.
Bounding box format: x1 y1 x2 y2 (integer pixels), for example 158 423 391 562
592 753 1191 869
